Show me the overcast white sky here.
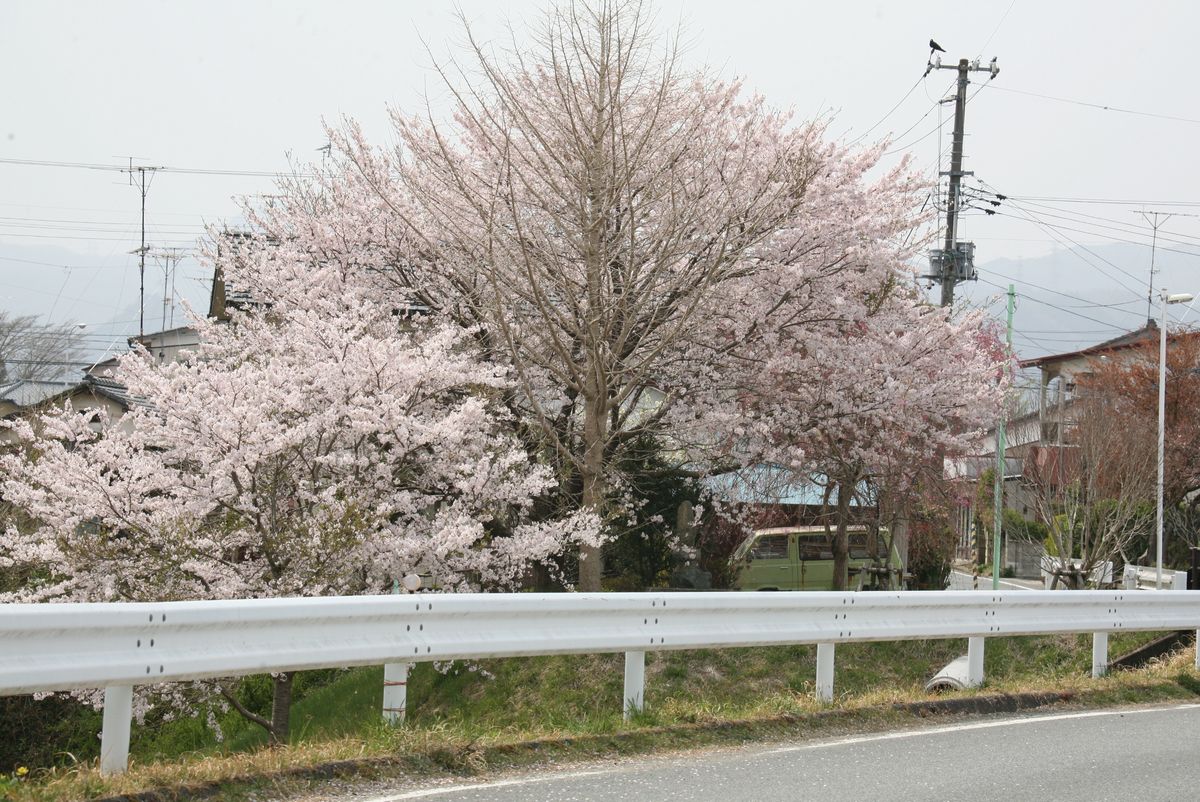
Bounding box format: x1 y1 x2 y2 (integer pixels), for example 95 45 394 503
2 0 1199 363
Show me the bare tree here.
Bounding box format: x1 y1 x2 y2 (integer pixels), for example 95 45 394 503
0 312 84 384
370 2 824 589
1025 389 1155 588
254 1 927 590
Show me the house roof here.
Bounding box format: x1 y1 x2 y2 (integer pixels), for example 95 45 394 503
0 378 80 408
84 374 154 412
704 464 863 507
129 326 198 347
1017 322 1200 369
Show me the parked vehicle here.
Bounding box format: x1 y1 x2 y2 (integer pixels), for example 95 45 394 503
729 525 902 591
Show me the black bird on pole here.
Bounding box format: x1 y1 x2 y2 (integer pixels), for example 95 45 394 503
924 39 946 75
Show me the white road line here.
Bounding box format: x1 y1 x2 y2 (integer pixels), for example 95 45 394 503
357 770 610 801
767 703 1200 754
357 704 1200 799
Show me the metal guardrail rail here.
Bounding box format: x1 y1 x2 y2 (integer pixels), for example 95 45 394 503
4 590 1200 775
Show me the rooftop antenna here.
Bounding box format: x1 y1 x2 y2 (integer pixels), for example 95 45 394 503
1138 210 1200 324
122 159 165 338
151 248 188 333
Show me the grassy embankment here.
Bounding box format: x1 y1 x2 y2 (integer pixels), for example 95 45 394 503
4 631 1199 801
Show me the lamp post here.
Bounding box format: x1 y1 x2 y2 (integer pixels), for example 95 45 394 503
1157 292 1194 589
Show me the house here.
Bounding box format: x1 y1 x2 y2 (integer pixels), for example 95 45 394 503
952 322 1197 575
1022 322 1167 446
0 378 80 418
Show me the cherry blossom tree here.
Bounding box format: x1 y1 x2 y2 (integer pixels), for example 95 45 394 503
226 0 948 589
719 278 1009 588
0 253 598 741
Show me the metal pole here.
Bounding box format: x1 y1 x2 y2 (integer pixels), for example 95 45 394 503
967 636 985 687
816 642 835 702
382 662 410 725
100 684 133 776
992 285 1015 589
383 574 420 724
1158 293 1168 589
623 650 645 718
940 59 970 308
1091 632 1109 678
139 169 146 339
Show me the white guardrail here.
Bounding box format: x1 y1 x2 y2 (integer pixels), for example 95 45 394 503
4 590 1200 775
1124 564 1189 591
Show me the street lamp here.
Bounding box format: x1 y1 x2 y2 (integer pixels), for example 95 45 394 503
1157 291 1194 589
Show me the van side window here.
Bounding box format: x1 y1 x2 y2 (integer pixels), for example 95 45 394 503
849 533 878 560
798 534 833 561
748 534 789 560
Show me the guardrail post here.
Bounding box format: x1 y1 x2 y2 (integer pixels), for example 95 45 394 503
623 650 645 719
967 637 985 687
100 684 133 776
816 642 835 702
1195 630 1200 671
1092 632 1109 678
382 662 410 725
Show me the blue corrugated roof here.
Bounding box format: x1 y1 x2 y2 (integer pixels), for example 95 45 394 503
703 464 862 507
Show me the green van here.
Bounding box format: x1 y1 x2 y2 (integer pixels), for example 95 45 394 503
729 525 902 591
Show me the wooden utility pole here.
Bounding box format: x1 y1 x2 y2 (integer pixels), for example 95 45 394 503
926 56 998 306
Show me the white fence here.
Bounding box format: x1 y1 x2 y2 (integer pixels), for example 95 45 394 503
4 590 1200 775
1124 564 1189 591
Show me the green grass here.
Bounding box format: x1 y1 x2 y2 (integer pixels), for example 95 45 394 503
166 630 1173 754
7 632 1200 802
2 630 1188 802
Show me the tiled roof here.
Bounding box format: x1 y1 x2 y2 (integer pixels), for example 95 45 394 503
0 378 79 408
84 374 154 411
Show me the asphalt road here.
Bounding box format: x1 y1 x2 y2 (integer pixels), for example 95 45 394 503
948 569 1042 591
345 704 1200 802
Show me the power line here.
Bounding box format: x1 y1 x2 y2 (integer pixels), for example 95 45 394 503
975 182 1200 291
978 277 1132 329
0 157 310 179
0 255 136 270
1009 194 1200 208
885 79 990 156
983 201 1147 297
0 232 198 243
1008 199 1200 246
976 0 1016 59
980 198 1200 250
991 208 1200 259
880 78 957 153
848 74 928 145
983 268 1146 316
987 84 1200 125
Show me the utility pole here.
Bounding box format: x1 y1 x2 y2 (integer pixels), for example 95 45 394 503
992 284 1015 590
122 161 163 339
151 248 188 332
925 55 999 307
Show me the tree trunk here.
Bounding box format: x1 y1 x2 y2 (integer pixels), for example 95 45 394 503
269 671 294 745
578 392 607 592
832 477 851 591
